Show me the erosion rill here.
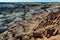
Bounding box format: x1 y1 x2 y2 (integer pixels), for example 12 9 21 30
0 8 60 40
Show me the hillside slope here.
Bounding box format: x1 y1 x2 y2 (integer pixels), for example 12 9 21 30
0 8 60 40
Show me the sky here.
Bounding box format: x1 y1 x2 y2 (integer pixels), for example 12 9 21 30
0 0 59 2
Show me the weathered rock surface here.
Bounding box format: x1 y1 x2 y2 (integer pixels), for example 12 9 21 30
0 2 60 34
0 7 60 40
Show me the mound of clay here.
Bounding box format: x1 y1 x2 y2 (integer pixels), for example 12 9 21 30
0 8 60 40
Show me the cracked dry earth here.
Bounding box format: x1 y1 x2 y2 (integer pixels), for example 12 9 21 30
0 9 60 40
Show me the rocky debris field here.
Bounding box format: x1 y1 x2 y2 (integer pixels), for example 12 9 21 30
0 6 60 40
0 2 60 40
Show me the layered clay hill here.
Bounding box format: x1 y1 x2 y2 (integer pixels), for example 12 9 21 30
0 8 60 40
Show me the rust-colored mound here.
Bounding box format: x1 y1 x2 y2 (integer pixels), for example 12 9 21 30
0 9 60 40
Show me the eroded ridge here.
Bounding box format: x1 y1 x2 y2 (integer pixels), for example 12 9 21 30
0 9 60 40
